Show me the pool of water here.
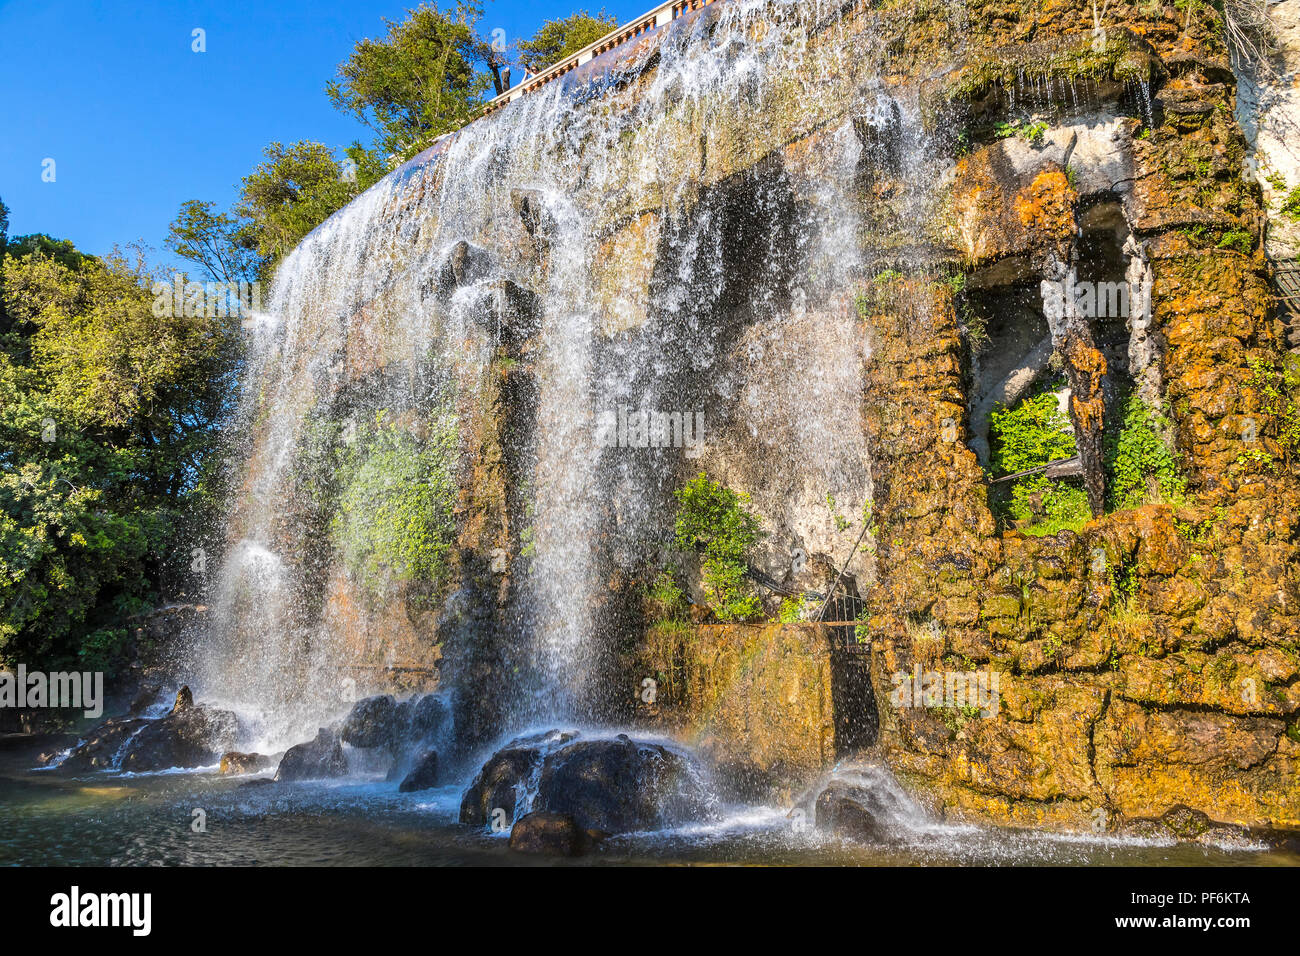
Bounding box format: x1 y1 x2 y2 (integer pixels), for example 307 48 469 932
3 745 1295 866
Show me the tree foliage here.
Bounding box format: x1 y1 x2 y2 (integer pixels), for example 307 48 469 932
517 9 618 73
0 237 241 672
166 200 262 284
326 2 490 160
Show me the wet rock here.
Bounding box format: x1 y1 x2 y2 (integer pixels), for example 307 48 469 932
486 281 541 346
510 188 554 243
172 685 194 712
275 728 348 781
814 781 901 843
437 240 493 293
118 705 241 772
459 740 550 826
58 717 149 773
1119 805 1253 845
534 735 714 834
507 811 596 857
127 683 163 717
340 695 405 749
398 749 440 792
219 751 275 775
408 694 451 743
460 731 714 835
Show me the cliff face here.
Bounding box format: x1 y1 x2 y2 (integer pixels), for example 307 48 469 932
212 0 1300 830
846 1 1300 833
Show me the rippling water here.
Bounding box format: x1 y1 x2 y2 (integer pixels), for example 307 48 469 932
3 748 1293 867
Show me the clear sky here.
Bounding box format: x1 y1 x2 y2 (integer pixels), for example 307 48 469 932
0 0 644 263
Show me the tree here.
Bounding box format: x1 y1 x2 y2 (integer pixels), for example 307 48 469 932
516 10 618 74
0 240 241 673
326 2 490 160
233 141 381 269
0 197 8 331
166 200 262 284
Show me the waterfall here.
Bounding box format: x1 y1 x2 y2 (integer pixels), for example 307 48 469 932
198 0 887 748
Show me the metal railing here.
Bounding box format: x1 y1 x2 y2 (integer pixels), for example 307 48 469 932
1269 257 1300 347
481 0 722 117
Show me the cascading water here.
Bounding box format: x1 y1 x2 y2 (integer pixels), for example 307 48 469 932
196 0 892 751
10 0 1291 871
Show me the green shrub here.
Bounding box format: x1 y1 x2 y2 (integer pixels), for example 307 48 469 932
1106 392 1186 510
1246 357 1300 463
1281 185 1300 223
989 386 1089 535
330 411 458 605
1216 229 1253 254
673 473 762 621
778 595 809 623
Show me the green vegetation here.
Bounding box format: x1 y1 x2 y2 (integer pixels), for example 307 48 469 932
1245 356 1300 465
1105 392 1186 509
329 411 459 605
778 594 810 623
993 118 1048 144
1215 228 1253 254
647 570 691 636
0 222 240 673
988 384 1091 535
326 3 491 158
989 378 1188 534
235 142 386 268
517 10 618 73
673 473 762 621
1283 186 1300 222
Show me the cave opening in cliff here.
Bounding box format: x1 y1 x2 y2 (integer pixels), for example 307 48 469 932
961 199 1140 533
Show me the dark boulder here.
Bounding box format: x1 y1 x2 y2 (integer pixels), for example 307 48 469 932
508 812 597 857
437 240 493 293
460 731 714 835
172 685 194 712
459 746 545 826
398 749 440 793
275 728 348 781
118 705 241 772
806 775 920 848
58 717 149 772
459 729 578 826
533 734 714 834
340 695 406 749
408 693 451 743
127 683 163 717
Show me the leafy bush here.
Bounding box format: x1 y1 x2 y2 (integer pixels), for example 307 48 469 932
673 474 762 622
1106 392 1186 509
778 595 809 623
1245 357 1300 464
0 240 239 673
988 387 1090 535
330 412 458 605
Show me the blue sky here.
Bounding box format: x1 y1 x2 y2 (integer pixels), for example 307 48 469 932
0 0 642 263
